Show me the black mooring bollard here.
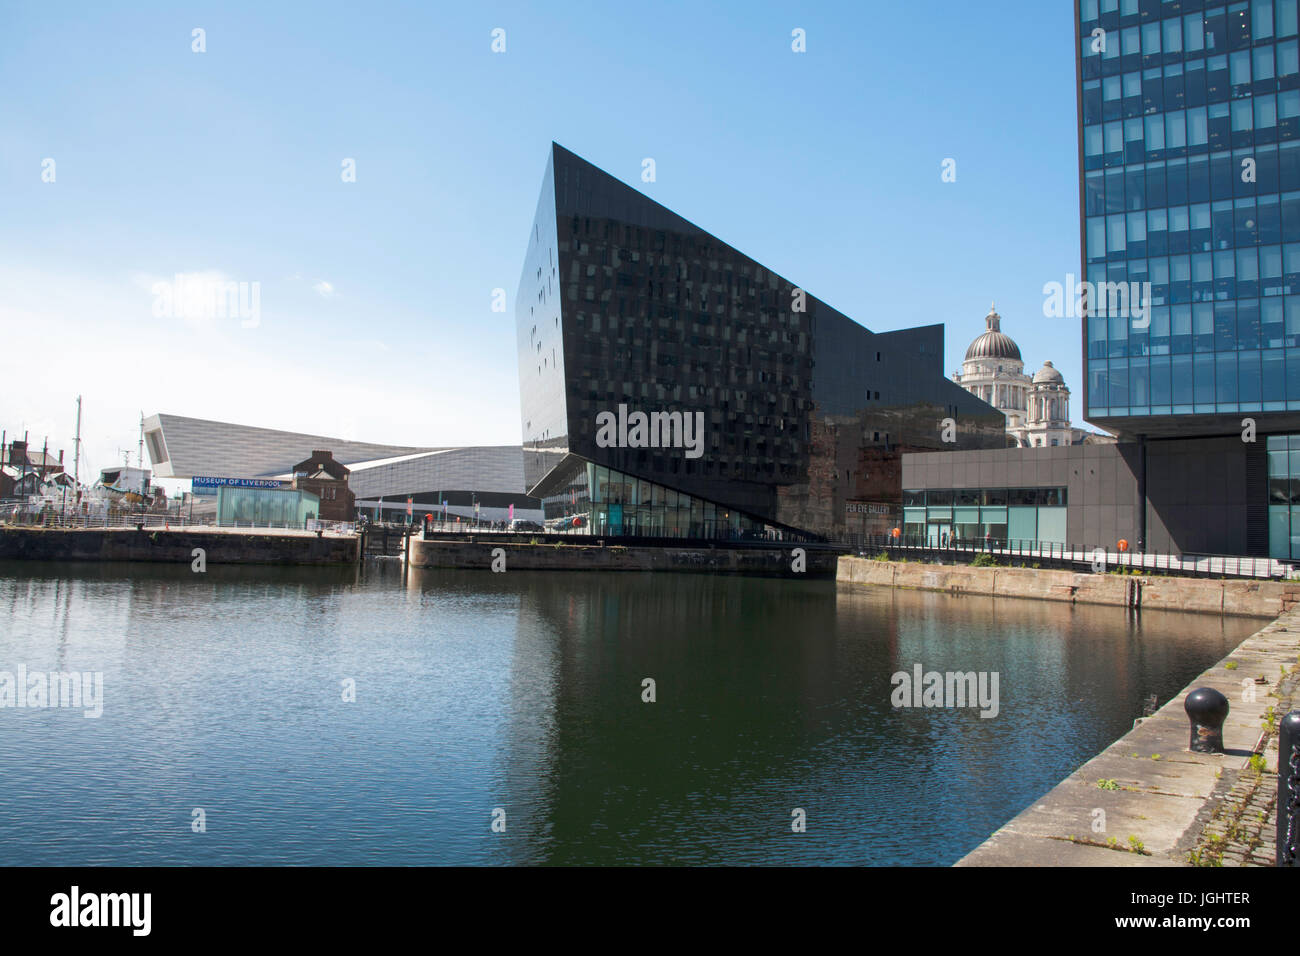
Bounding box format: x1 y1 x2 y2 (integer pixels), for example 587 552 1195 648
1279 710 1300 867
1184 687 1230 754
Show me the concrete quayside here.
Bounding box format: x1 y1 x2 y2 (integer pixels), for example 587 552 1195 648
408 533 841 577
0 525 360 566
838 555 1298 618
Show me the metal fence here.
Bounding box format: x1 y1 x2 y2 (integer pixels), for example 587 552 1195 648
7 503 1295 580
835 533 1295 581
417 515 812 543
1 504 214 530
0 500 372 534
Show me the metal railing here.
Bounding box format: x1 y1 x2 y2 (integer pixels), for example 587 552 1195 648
1 505 214 530
416 517 814 544
836 533 1296 581
12 504 1289 578
1 501 368 535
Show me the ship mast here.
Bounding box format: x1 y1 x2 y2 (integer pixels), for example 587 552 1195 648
73 396 81 490
69 396 82 516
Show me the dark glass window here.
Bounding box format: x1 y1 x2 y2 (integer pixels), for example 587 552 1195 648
1010 488 1038 506
1151 355 1173 404
1040 487 1067 507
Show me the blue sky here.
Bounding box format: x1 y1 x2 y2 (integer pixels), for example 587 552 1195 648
0 0 1082 482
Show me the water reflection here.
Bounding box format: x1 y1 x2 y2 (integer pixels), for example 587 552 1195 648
0 561 1256 865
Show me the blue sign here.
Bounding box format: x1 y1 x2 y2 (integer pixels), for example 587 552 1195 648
192 476 286 496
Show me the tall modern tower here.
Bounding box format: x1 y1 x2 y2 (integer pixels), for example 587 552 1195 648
1077 0 1300 559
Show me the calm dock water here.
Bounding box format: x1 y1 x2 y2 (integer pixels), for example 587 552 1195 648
0 560 1256 865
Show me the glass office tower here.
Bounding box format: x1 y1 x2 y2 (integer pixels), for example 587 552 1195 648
516 144 1006 541
1078 0 1300 559
1079 0 1300 432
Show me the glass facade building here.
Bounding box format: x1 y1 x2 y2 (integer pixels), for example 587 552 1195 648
217 485 319 528
1078 0 1300 438
1268 433 1300 554
517 144 1006 541
542 460 769 539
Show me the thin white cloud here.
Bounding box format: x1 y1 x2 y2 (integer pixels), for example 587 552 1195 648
0 265 523 491
312 280 336 298
344 338 390 352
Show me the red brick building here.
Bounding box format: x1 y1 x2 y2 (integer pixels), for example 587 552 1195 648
290 450 355 521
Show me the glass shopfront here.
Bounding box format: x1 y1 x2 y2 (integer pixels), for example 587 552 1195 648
1268 434 1300 558
901 487 1068 548
538 459 777 540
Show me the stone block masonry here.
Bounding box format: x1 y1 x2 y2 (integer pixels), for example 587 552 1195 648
409 537 839 577
838 556 1296 619
1186 657 1300 866
0 527 360 566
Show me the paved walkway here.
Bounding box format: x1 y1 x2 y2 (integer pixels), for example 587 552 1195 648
957 606 1300 866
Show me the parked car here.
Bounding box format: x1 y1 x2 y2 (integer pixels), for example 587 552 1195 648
509 519 544 533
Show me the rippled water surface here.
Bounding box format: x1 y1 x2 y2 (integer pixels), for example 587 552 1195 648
0 560 1258 865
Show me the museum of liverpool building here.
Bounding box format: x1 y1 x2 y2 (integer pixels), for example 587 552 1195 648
903 2 1300 561
142 413 542 524
515 143 1005 542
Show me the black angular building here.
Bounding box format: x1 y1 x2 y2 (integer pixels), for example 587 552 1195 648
516 143 1004 541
